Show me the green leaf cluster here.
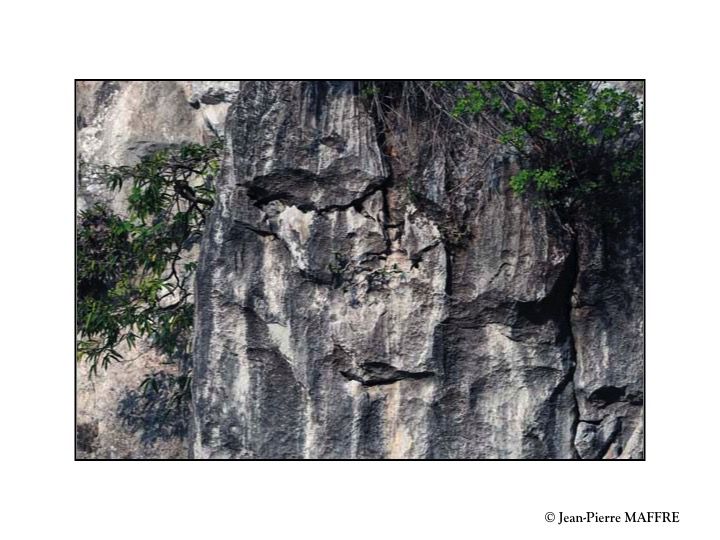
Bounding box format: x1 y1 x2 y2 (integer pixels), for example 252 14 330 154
76 138 223 378
452 81 643 214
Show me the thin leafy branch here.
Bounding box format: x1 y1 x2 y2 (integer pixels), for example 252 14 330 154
76 137 223 392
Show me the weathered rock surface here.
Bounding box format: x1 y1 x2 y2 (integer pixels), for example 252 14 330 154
76 80 235 213
76 81 237 459
190 81 644 459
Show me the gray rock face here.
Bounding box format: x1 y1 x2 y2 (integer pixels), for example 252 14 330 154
190 81 643 459
76 81 235 213
572 216 644 459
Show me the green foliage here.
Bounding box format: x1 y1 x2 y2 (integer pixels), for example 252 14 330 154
452 81 643 214
76 138 223 378
359 82 379 100
508 168 564 193
405 177 418 203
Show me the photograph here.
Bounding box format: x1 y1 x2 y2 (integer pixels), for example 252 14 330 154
75 80 644 460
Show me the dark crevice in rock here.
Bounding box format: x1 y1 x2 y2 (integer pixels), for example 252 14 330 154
316 180 390 215
564 240 581 459
366 86 396 201
319 132 347 153
444 247 453 296
589 385 627 407
517 237 582 457
544 359 577 458
230 220 294 259
297 268 334 287
340 362 435 387
599 418 622 459
488 262 512 286
515 251 577 327
380 186 393 254
245 186 294 207
247 179 391 216
233 220 280 239
409 240 442 269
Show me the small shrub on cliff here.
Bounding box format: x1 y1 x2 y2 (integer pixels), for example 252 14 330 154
452 81 643 218
76 138 222 381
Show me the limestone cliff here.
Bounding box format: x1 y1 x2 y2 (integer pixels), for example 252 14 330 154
189 81 643 459
76 81 642 459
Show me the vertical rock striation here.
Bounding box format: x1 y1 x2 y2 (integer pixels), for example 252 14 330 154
190 81 643 459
